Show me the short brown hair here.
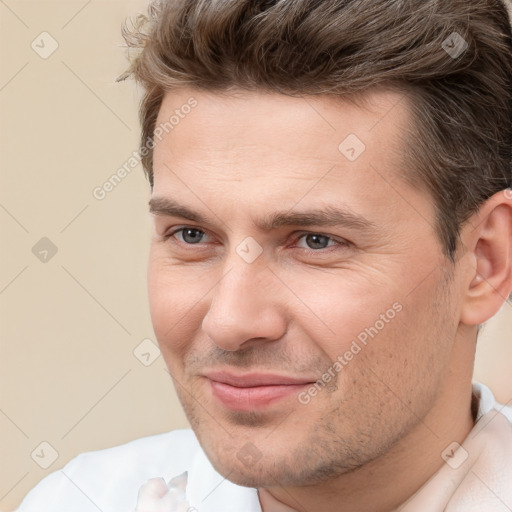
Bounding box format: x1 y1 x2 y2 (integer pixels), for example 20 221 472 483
119 0 512 262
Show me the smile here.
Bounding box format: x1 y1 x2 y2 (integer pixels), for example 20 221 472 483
203 370 315 411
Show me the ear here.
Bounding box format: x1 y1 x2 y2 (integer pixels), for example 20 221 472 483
459 189 512 326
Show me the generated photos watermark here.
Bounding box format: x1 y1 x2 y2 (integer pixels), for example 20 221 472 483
92 97 198 200
298 301 403 405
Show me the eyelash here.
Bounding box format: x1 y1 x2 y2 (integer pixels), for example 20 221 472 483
163 226 350 253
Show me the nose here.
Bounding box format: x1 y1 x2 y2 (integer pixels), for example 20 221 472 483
201 262 287 352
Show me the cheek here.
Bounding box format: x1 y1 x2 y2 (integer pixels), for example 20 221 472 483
147 251 209 359
290 264 445 397
284 267 403 360
352 269 454 395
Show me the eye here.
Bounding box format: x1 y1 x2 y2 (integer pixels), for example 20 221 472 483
295 233 346 251
169 227 208 244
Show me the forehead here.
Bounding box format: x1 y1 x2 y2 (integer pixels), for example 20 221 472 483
150 87 434 234
153 87 409 170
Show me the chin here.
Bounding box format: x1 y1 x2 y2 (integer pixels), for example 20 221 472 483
214 460 282 488
203 445 317 489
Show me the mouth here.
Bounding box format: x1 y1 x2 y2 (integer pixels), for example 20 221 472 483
203 370 316 411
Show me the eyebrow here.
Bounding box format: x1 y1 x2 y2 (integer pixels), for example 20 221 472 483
148 196 377 233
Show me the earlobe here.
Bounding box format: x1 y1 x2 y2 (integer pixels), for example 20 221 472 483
459 192 512 326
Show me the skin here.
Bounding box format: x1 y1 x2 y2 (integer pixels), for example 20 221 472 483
147 87 512 512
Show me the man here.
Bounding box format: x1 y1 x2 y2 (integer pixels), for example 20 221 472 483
17 0 512 511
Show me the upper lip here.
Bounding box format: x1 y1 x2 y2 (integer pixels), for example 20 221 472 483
203 370 316 388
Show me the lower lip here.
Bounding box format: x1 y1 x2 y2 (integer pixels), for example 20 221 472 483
209 380 309 411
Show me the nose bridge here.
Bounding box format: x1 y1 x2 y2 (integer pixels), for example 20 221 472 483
226 255 265 296
201 254 287 350
212 255 274 321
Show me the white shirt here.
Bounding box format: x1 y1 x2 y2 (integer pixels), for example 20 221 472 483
16 382 512 512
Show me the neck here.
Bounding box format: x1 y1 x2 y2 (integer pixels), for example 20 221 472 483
258 375 475 512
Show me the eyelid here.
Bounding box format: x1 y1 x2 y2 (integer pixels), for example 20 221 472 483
163 225 350 252
292 231 350 248
166 225 210 241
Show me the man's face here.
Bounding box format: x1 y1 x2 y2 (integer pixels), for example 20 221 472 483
148 88 463 487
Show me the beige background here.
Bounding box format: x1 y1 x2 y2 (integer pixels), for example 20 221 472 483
1 1 511 511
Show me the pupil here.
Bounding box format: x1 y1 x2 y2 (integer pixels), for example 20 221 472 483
183 229 202 243
306 234 329 249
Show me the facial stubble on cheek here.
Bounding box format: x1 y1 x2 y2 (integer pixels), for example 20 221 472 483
174 380 355 487
165 280 456 486
169 353 395 487
159 298 441 487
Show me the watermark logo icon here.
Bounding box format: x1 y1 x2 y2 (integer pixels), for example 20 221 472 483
442 32 468 59
31 32 59 59
134 338 161 366
236 442 263 467
32 237 58 263
236 237 263 264
441 441 469 469
338 134 366 162
31 441 59 469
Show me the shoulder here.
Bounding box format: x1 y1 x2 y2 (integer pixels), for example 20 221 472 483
451 382 512 510
16 429 200 512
